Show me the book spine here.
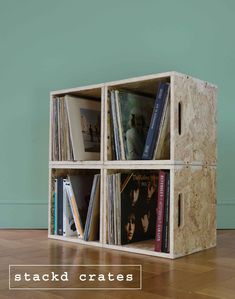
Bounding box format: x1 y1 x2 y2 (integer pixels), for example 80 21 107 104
54 179 57 235
107 175 111 244
110 175 114 244
63 99 71 161
57 98 61 161
142 83 169 160
51 98 55 161
154 100 170 160
57 177 63 236
115 90 126 160
155 170 166 252
64 97 75 161
117 173 121 245
110 91 121 160
51 191 55 235
113 174 118 245
63 179 67 237
60 98 65 161
54 98 59 161
118 92 128 159
161 171 170 253
84 174 98 241
107 95 116 160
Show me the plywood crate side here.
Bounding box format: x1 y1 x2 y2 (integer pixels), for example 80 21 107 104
173 165 216 257
172 74 217 165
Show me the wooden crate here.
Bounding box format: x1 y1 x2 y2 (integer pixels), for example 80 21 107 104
104 72 217 165
102 164 216 259
48 71 217 259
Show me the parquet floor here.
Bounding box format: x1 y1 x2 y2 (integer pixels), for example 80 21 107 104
0 230 235 298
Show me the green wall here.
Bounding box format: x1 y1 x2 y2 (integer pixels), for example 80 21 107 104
0 0 234 228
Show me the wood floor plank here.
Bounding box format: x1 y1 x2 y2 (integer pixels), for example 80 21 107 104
0 230 234 299
197 286 235 299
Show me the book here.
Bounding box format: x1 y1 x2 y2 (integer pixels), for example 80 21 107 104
51 191 55 235
63 179 77 237
107 175 114 244
116 173 121 245
107 94 116 160
65 95 101 161
59 98 65 160
142 83 170 160
54 179 58 235
113 174 118 244
52 97 60 161
110 91 121 160
64 174 93 239
57 177 64 236
115 91 126 160
51 98 57 160
155 170 166 252
65 180 84 238
153 89 170 160
162 171 170 252
56 98 61 161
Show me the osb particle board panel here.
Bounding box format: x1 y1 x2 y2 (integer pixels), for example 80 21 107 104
51 84 103 99
172 74 217 165
173 166 216 257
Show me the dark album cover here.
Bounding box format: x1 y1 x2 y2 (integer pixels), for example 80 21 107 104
121 173 158 244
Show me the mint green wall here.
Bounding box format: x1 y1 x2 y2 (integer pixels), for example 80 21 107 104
0 0 234 228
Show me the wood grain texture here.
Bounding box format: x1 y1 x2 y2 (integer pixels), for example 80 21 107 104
0 230 234 299
49 165 217 259
50 72 217 165
172 73 217 165
173 166 216 258
49 72 217 259
51 84 103 99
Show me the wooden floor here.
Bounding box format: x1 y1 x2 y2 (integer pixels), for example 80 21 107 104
0 230 235 298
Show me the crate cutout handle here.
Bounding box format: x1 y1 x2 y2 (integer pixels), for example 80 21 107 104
178 102 182 135
178 193 184 227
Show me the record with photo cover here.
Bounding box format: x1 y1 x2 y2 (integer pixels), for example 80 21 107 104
65 95 101 161
120 172 158 244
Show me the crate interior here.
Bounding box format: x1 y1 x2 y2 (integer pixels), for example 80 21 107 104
105 168 170 254
51 87 102 162
54 87 101 100
106 76 171 161
50 168 101 242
